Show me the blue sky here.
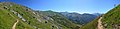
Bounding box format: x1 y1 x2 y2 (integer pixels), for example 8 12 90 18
0 0 120 14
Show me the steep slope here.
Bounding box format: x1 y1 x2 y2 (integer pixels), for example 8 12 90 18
36 10 81 29
60 12 99 25
12 19 19 29
0 2 35 29
80 4 120 29
80 17 99 29
97 17 103 29
101 4 120 29
0 2 81 29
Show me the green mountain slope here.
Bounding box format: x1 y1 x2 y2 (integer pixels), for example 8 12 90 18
36 10 81 29
101 4 120 29
0 2 80 29
80 17 99 29
80 4 120 29
0 2 35 29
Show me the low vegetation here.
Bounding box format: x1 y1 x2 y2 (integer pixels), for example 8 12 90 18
101 4 120 29
80 17 100 29
0 2 80 29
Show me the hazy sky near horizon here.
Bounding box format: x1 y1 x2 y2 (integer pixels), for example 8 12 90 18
0 0 120 14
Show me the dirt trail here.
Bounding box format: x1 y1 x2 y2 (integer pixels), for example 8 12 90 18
97 17 103 29
12 19 19 29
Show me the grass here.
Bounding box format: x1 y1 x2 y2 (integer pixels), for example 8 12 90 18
0 2 35 29
0 2 80 29
0 9 16 29
38 11 81 29
80 4 120 29
101 4 120 29
80 17 99 29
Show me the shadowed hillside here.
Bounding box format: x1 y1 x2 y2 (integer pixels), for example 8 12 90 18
60 12 100 25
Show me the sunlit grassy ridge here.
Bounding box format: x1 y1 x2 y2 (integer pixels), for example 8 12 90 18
80 4 120 29
101 4 120 29
0 2 35 29
80 17 99 29
0 2 80 29
38 11 81 29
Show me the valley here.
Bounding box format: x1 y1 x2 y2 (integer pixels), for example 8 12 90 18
0 1 120 29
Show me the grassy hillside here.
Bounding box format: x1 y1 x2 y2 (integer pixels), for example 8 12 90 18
0 2 35 29
80 4 120 29
60 12 98 25
0 2 80 29
37 10 81 29
80 17 99 29
101 4 120 29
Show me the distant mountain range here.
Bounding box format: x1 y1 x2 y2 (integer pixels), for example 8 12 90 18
60 12 101 25
1 2 119 29
80 4 120 29
0 2 80 29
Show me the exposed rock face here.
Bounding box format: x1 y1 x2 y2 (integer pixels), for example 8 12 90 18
10 10 26 21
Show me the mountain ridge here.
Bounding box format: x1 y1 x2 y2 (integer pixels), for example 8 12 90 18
60 12 101 25
80 4 120 29
0 2 81 29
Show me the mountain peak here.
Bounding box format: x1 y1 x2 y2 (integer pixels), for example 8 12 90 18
0 2 81 29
